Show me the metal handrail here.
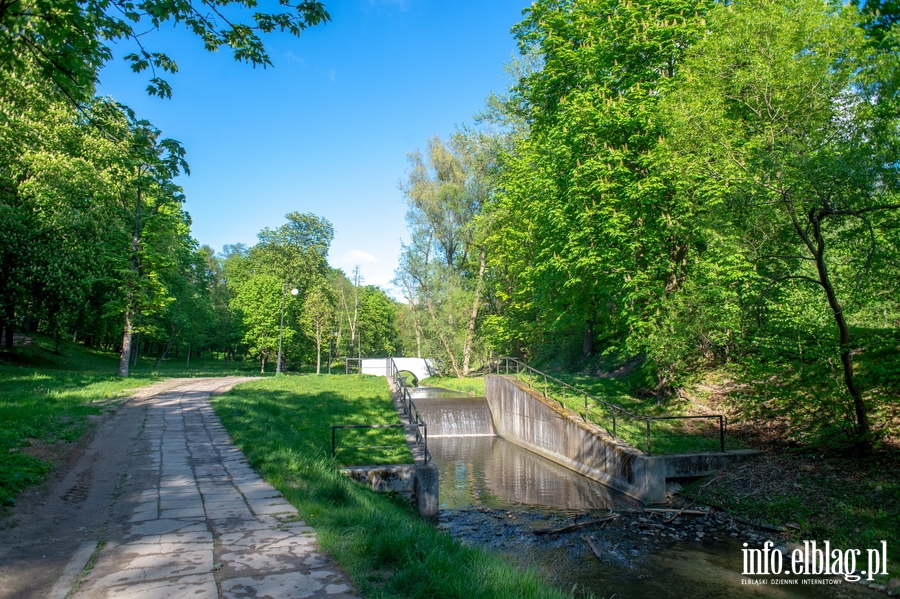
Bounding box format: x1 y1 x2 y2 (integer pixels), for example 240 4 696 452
331 423 426 460
388 356 430 464
491 356 726 455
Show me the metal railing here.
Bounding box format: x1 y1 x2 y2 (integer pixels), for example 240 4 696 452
345 357 362 374
490 356 726 455
388 357 430 464
331 423 415 460
331 357 430 464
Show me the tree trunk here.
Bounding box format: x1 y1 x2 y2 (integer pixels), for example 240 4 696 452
131 332 140 367
583 320 594 358
785 199 870 446
119 186 142 377
118 310 134 377
810 216 870 444
421 284 463 377
313 320 322 375
3 301 14 349
462 246 487 376
260 355 266 373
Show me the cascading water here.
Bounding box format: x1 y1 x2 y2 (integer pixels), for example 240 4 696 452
410 389 495 437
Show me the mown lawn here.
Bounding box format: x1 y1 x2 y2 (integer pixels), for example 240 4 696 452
211 375 571 599
419 376 485 396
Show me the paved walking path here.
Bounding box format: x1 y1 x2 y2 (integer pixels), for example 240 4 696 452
27 377 357 599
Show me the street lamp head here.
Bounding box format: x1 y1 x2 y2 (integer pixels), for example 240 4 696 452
290 288 299 296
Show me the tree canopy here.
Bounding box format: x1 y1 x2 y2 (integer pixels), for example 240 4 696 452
0 0 330 101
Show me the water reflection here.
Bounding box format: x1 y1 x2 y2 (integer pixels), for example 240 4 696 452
430 435 639 510
410 386 637 510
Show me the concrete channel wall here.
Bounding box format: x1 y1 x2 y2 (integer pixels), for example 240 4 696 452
485 375 667 503
484 376 756 504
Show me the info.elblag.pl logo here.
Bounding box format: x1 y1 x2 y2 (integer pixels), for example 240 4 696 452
741 540 889 585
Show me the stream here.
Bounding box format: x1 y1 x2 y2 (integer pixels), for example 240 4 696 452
411 387 882 599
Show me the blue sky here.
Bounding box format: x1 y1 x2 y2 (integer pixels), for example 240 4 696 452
96 0 529 291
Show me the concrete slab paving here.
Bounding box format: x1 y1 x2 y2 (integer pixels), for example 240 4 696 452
63 377 360 599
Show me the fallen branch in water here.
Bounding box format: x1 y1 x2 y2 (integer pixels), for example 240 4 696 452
586 536 604 559
730 514 785 532
643 508 708 516
533 515 617 536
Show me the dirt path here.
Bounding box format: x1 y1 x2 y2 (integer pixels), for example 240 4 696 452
0 377 358 599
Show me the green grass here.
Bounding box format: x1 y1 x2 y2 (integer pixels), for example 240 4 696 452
0 339 166 505
504 371 728 454
681 454 900 582
419 376 485 396
211 375 570 599
0 333 273 505
214 375 412 466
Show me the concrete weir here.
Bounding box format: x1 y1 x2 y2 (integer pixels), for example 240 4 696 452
484 375 755 504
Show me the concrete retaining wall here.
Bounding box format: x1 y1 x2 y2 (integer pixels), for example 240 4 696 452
663 449 758 478
341 463 439 519
484 376 667 503
483 376 757 504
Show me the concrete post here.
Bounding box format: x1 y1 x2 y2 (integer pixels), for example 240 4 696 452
415 462 439 520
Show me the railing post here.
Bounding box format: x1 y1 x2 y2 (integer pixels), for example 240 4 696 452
612 410 617 438
646 419 652 455
720 415 725 453
331 426 336 458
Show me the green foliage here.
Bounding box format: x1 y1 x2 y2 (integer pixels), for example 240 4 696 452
488 0 715 375
0 0 330 102
230 275 288 371
211 375 570 599
662 0 900 442
459 0 900 448
395 133 496 376
357 286 402 357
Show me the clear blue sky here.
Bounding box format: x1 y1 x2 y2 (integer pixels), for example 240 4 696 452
96 0 529 292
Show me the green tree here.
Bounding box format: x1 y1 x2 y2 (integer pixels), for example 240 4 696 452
303 278 335 374
489 0 712 390
230 274 294 372
357 286 402 358
395 133 495 376
664 0 900 443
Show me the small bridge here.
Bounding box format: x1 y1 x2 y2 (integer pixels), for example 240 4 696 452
353 357 438 384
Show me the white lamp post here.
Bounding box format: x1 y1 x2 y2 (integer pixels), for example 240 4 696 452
276 284 299 374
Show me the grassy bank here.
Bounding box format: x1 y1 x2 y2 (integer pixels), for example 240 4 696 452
214 375 411 466
419 376 485 396
211 375 570 599
680 449 900 582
